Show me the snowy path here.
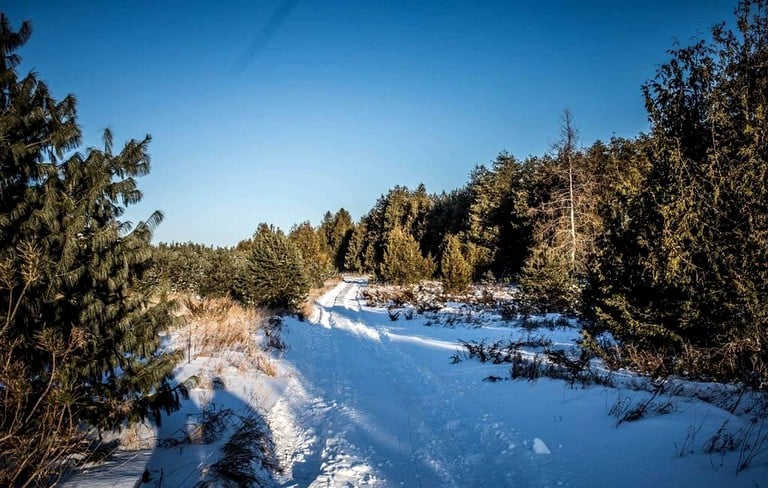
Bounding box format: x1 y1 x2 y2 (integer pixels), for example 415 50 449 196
270 280 550 487
62 279 767 487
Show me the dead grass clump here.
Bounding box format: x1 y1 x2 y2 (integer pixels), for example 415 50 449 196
182 295 262 354
179 296 279 376
253 355 277 377
588 338 768 388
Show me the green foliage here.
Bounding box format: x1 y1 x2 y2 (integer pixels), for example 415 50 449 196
421 188 472 264
440 234 472 294
147 242 242 297
519 111 603 310
319 208 354 270
0 15 181 484
520 246 580 312
343 225 365 273
589 0 768 383
380 226 435 285
239 225 309 311
466 153 534 279
356 184 433 276
288 221 334 287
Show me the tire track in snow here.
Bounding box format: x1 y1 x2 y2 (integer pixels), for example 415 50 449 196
274 280 550 487
334 284 545 487
272 281 381 487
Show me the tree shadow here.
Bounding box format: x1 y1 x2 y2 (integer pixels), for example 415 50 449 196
139 376 280 487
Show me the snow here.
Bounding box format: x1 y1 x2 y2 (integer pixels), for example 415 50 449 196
532 438 551 455
63 278 768 487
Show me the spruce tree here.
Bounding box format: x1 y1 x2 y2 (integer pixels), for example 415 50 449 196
343 225 365 273
0 15 181 484
319 208 354 270
466 153 533 279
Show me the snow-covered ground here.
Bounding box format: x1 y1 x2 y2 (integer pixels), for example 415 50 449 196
64 278 768 487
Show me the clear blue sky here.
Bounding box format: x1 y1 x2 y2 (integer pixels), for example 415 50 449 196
4 1 735 246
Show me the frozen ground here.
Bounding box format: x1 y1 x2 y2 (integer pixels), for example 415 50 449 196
64 278 768 487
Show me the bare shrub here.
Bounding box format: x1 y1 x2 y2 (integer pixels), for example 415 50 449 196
702 402 768 474
510 352 544 382
0 329 91 485
736 419 768 473
499 303 518 321
609 384 676 426
264 316 286 352
417 300 443 314
585 326 768 388
187 403 232 445
390 287 417 307
545 349 592 386
676 422 704 457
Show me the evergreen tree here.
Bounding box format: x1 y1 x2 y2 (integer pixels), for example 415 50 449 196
0 15 181 484
422 187 472 266
319 208 354 270
358 185 433 277
466 153 532 279
239 225 309 311
288 220 334 287
380 226 435 285
590 0 768 382
343 225 365 273
146 242 241 298
440 234 472 294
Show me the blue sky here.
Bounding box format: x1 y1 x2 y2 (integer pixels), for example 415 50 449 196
5 1 735 246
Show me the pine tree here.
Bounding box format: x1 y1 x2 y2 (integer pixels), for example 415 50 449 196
440 234 472 294
380 226 435 285
422 187 472 267
343 225 365 273
466 153 533 279
520 111 601 310
240 225 309 311
355 185 434 277
288 221 334 287
0 15 181 484
319 208 354 270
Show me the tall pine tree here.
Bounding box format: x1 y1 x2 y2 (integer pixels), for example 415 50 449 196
0 15 181 484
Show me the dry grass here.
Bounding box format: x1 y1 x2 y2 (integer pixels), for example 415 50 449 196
177 295 277 376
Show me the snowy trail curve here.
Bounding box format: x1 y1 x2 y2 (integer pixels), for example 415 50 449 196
269 280 549 487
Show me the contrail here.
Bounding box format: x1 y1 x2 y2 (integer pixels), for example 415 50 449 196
233 0 300 75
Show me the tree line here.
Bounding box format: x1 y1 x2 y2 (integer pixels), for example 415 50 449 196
145 0 768 387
